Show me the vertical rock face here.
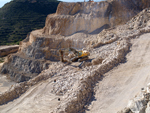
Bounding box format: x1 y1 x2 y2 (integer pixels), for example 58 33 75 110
43 0 150 36
43 2 111 36
1 0 150 83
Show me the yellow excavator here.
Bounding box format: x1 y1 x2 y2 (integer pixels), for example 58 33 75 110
59 48 90 62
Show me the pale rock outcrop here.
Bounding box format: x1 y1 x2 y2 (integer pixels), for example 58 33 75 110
43 0 150 36
0 45 19 57
119 86 150 113
146 102 150 113
127 98 147 113
43 2 111 36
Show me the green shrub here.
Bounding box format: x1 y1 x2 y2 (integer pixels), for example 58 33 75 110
0 0 59 45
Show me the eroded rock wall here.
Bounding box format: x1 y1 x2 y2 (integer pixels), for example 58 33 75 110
43 0 150 36
0 29 89 82
43 2 111 36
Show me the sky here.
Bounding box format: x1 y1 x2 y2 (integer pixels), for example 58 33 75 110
0 0 104 8
59 0 104 2
0 0 11 8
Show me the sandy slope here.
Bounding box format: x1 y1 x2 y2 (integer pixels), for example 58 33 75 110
0 74 15 94
0 63 3 69
0 77 62 113
0 62 16 95
86 33 150 113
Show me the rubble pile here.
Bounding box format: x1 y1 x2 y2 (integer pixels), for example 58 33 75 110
119 83 150 113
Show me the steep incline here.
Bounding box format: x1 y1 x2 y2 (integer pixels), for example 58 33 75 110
87 33 150 113
0 75 61 113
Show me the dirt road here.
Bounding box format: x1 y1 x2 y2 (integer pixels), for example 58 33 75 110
0 78 62 113
86 33 150 112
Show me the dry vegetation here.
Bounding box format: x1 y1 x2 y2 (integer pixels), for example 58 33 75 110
0 57 5 63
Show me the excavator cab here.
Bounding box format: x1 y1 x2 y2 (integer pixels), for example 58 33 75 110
59 48 90 62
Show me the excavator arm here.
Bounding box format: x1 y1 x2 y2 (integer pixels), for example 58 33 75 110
59 49 64 62
59 48 90 62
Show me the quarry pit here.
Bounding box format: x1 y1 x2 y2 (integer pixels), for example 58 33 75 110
1 1 150 113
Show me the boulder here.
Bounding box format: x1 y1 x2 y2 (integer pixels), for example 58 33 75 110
127 98 147 113
146 102 150 113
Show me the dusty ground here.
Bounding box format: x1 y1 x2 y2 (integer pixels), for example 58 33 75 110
0 45 17 95
86 33 150 113
0 74 15 94
0 63 16 95
0 77 62 113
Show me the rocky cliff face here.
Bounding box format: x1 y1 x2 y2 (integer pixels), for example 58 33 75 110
43 2 111 36
43 0 150 36
1 0 150 82
0 29 91 82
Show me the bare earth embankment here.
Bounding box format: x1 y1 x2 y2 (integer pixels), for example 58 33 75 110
87 33 150 113
0 78 62 113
